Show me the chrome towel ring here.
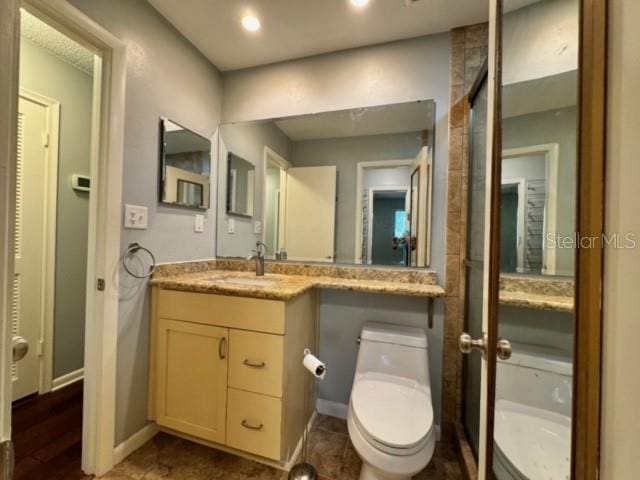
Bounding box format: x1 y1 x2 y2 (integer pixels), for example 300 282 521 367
122 242 156 279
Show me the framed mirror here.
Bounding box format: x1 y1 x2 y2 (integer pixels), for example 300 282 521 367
216 101 435 266
159 117 211 209
226 152 255 217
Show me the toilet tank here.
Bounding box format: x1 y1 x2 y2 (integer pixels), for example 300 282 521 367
354 323 430 386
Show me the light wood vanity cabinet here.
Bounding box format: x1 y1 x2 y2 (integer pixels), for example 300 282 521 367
149 287 317 463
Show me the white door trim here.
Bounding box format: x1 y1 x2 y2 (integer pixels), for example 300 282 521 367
365 186 410 264
354 159 414 264
2 1 127 476
18 87 61 396
261 146 290 254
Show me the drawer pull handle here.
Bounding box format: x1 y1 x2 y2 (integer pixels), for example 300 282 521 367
219 337 227 360
241 419 264 430
243 359 266 368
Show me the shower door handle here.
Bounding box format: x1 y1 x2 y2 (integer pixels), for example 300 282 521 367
458 333 487 359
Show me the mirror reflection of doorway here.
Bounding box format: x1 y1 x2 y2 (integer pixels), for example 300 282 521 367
369 189 409 266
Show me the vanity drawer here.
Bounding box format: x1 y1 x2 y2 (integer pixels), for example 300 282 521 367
229 329 284 397
157 289 285 334
226 388 282 460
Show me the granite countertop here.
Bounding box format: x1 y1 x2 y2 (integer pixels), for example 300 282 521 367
150 262 445 301
499 275 574 312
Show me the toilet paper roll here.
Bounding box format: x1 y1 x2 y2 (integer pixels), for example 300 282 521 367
303 349 326 380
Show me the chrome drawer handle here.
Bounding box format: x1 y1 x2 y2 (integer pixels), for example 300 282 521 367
243 359 266 368
241 419 264 430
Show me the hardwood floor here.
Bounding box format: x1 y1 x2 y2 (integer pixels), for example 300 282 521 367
11 381 92 480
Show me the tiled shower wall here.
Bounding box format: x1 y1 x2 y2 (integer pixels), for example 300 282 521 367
442 24 489 441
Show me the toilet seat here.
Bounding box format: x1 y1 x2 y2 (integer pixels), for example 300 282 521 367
350 372 434 456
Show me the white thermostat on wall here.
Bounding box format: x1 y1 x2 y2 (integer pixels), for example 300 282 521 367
72 174 91 192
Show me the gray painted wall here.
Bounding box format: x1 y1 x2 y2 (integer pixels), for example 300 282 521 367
290 132 421 263
222 34 450 425
19 39 92 379
217 122 292 257
69 0 223 445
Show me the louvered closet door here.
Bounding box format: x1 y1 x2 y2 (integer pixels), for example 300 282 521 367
12 97 48 401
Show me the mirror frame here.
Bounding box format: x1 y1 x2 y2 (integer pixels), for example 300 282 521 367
158 117 212 210
485 0 607 478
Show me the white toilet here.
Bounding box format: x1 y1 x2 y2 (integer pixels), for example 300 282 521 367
347 322 436 480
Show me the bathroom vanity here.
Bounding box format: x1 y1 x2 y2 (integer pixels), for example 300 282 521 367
148 285 317 463
147 262 444 466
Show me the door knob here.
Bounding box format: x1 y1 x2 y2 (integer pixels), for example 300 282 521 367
12 336 29 362
497 338 512 360
459 333 487 358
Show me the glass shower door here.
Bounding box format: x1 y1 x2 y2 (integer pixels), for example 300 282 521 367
462 75 489 459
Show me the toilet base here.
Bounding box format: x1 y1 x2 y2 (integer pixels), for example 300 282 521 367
358 463 411 480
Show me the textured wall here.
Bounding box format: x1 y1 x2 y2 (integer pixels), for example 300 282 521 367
69 0 223 445
19 39 93 379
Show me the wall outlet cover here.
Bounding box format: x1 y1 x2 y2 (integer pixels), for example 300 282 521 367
124 204 148 230
227 218 235 234
254 221 262 234
195 214 204 233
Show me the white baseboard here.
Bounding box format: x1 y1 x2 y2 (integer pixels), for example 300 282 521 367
316 399 348 419
51 368 84 391
113 423 159 465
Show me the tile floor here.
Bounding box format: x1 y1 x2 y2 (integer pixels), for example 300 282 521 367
100 415 463 480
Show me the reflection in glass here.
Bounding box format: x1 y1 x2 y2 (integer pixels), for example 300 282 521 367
216 101 435 266
159 118 211 209
494 0 578 478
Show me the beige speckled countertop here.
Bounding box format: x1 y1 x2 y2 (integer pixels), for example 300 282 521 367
150 260 445 301
499 275 574 312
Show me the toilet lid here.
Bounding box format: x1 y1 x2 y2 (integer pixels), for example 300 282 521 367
494 400 571 480
351 374 433 450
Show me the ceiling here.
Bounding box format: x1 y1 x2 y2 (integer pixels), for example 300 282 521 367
21 10 94 75
147 0 490 71
274 100 435 141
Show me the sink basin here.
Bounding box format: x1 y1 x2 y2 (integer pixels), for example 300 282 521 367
215 276 278 288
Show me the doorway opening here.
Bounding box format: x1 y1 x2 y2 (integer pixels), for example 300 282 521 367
368 188 410 266
11 10 96 479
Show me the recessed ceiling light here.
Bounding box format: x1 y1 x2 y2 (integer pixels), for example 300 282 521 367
241 15 261 32
351 0 370 7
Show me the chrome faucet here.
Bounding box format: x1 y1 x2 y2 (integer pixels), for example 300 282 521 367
247 242 267 276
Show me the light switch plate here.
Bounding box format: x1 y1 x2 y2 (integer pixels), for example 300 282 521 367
227 218 235 234
194 214 204 233
254 221 262 234
124 204 148 229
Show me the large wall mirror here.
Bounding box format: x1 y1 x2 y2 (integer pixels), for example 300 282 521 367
216 101 435 267
159 118 212 209
493 0 578 479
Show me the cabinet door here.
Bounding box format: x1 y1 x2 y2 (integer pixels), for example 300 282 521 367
156 318 228 443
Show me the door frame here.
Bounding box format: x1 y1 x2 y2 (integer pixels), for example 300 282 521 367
365 186 410 265
17 87 61 396
502 143 560 275
262 146 291 256
354 159 414 264
0 0 126 477
485 0 607 479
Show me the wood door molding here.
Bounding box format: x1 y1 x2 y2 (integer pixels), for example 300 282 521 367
572 0 607 478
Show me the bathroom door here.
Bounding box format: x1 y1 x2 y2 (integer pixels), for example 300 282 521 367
283 166 337 262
